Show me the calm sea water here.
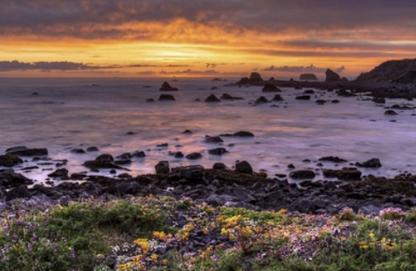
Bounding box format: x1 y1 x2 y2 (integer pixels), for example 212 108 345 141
0 77 415 184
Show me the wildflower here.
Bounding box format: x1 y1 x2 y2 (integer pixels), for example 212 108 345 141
150 254 158 263
133 238 149 254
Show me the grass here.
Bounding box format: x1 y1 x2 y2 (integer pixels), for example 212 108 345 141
1 197 416 270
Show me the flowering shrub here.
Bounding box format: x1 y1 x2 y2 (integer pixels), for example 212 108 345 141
336 207 356 221
379 207 406 220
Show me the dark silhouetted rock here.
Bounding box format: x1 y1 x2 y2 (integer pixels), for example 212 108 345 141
83 154 124 169
208 148 228 155
204 136 223 143
272 94 284 101
385 110 398 116
250 72 263 82
186 152 203 160
319 156 348 163
174 152 184 158
0 154 23 167
393 70 416 84
71 148 86 154
183 130 193 134
356 59 416 82
255 96 269 104
235 161 253 174
159 82 178 91
159 94 176 101
373 97 386 104
146 98 155 102
48 168 69 178
0 170 33 188
213 162 226 170
6 185 32 201
179 165 205 180
357 158 382 168
205 94 221 102
262 83 282 92
7 148 48 157
296 95 311 100
325 69 341 82
233 131 254 137
300 73 318 81
155 161 170 174
303 89 315 94
132 151 146 158
290 170 316 179
220 93 243 100
323 168 362 180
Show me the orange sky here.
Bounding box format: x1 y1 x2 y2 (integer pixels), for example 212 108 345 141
1 1 416 78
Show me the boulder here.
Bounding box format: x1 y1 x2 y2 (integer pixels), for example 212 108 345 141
323 168 362 180
262 83 282 92
179 165 205 181
86 146 99 152
233 131 254 137
6 185 32 201
289 170 316 179
325 69 341 82
47 168 69 178
296 95 311 100
132 151 146 158
235 161 253 175
83 154 123 169
0 154 23 167
208 148 228 155
174 152 184 158
357 158 382 168
204 136 224 143
255 96 269 104
303 89 315 94
272 94 284 101
385 110 398 116
155 161 170 174
213 163 227 170
220 94 243 100
319 156 348 163
186 152 203 160
0 170 33 188
159 82 178 91
300 73 318 81
250 72 263 83
7 147 48 157
205 94 221 102
159 94 176 101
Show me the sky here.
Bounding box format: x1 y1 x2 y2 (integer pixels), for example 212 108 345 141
1 0 416 78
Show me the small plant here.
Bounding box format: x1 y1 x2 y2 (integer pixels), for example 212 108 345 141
406 208 416 223
336 207 356 221
379 207 406 221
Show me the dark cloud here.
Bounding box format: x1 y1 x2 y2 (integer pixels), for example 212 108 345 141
0 60 118 72
262 64 345 73
1 0 416 41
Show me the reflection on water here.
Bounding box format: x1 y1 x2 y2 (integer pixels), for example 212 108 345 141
0 77 416 183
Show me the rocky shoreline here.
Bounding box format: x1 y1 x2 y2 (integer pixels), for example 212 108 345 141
2 151 416 217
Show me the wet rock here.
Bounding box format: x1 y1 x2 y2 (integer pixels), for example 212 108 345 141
220 94 244 100
186 152 203 160
183 129 193 134
213 163 227 170
233 131 254 137
303 89 315 94
0 154 23 167
146 98 155 102
115 159 131 165
0 170 33 188
323 168 362 180
159 82 178 91
288 164 295 169
262 83 282 92
255 96 269 104
126 131 135 135
357 158 382 168
332 100 340 103
384 110 398 116
70 172 86 180
132 151 146 158
159 94 176 101
155 161 170 174
157 143 168 147
272 94 284 101
373 97 386 104
204 136 223 143
71 148 86 154
325 69 341 82
179 165 205 181
205 94 221 103
319 156 348 163
6 185 32 201
339 182 354 192
83 154 124 169
289 170 316 179
208 148 228 155
296 95 311 100
7 147 48 157
316 100 327 105
47 168 69 178
235 161 253 175
174 152 184 158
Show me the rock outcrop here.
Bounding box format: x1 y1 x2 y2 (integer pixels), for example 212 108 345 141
159 82 179 91
325 69 341 82
300 73 318 81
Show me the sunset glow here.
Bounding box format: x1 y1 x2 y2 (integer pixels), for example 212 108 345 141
1 1 416 78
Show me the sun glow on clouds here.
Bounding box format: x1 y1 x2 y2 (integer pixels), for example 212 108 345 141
1 1 416 77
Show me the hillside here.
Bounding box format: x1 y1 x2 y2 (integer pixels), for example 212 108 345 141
356 58 416 82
